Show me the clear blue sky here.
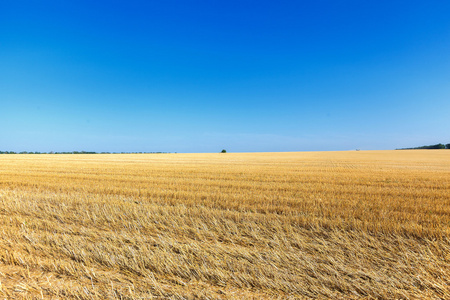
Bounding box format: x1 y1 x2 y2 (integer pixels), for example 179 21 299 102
1 1 449 152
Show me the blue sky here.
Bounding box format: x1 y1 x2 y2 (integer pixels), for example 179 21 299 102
1 1 449 152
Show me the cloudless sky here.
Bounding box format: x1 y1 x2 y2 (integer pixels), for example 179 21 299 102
1 1 449 152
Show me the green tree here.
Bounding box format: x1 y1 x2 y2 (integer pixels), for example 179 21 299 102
221 149 227 153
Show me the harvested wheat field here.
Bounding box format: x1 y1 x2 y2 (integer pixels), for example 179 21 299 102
0 150 449 299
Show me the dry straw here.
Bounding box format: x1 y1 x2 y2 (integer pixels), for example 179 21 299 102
0 150 449 299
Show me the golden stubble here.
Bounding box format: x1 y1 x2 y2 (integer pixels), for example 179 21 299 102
0 150 449 299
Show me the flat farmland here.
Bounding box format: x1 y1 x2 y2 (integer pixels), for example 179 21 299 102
0 150 449 299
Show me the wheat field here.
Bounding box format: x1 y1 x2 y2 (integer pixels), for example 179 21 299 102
0 150 449 299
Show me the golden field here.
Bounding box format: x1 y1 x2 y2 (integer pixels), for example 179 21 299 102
0 150 449 299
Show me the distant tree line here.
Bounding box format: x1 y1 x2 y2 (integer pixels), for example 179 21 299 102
0 151 170 154
398 143 450 150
